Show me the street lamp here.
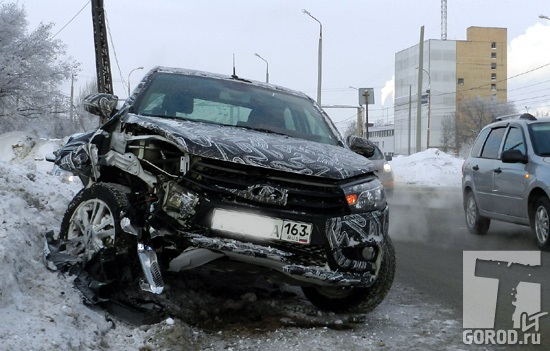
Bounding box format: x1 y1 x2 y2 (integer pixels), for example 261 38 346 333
539 14 550 20
127 66 144 96
254 53 269 83
302 9 323 105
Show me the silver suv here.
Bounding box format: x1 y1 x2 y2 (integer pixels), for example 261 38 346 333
462 113 550 250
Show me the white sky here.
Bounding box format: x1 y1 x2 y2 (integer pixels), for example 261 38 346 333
20 0 550 130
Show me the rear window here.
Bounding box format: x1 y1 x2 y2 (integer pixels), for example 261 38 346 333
480 127 506 159
470 128 490 157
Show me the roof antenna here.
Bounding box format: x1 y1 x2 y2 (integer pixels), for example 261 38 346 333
232 53 237 78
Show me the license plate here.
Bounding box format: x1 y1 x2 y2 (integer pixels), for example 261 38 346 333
211 209 312 244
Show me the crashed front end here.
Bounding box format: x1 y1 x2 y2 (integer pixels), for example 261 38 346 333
47 67 393 313
52 128 389 290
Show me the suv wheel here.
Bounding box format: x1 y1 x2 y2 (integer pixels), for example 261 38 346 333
532 197 550 250
465 192 490 235
301 235 395 313
59 182 131 263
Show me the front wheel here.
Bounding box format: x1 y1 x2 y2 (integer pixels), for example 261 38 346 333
301 236 396 313
464 192 490 235
59 182 131 264
532 197 550 251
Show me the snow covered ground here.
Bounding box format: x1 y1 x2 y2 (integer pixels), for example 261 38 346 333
0 131 467 350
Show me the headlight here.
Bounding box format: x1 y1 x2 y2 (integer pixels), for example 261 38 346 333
343 180 386 212
383 163 392 173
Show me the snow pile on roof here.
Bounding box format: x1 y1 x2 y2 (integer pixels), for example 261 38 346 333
390 148 463 187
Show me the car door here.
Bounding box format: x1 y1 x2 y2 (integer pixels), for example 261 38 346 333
493 125 529 219
473 126 506 212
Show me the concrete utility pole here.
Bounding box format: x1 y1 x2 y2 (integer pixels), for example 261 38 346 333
416 26 425 153
408 85 412 155
357 106 363 137
91 0 113 97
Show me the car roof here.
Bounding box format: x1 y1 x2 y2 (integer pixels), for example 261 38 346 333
149 66 313 102
486 113 549 129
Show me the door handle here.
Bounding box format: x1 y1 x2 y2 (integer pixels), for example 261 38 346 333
494 168 502 174
472 165 479 171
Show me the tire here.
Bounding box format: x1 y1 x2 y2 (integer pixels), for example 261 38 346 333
532 197 550 251
59 182 131 264
464 192 490 235
301 236 396 313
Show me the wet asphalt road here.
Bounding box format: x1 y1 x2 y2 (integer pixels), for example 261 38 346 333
388 186 550 349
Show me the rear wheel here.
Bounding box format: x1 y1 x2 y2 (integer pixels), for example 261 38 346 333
301 236 396 313
59 182 131 264
465 192 490 235
532 197 550 251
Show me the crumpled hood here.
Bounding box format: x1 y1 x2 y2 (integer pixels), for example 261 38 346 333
124 114 374 180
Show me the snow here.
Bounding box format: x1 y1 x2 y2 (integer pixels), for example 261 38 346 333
0 131 466 350
391 148 464 187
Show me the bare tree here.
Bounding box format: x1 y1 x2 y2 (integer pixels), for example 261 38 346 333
440 114 456 154
442 97 517 156
0 3 79 136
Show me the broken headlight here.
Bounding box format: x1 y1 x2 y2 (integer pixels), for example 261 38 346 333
161 181 199 221
343 180 386 212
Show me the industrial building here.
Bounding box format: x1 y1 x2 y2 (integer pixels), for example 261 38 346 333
371 26 508 155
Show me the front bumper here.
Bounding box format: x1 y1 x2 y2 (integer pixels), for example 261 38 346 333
170 206 390 288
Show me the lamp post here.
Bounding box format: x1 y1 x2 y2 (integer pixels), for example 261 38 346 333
302 9 322 105
254 53 269 83
539 14 550 20
127 66 144 96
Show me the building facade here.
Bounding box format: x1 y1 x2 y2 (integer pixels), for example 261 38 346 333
392 26 507 155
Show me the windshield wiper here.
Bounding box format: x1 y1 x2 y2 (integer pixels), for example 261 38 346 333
236 123 288 137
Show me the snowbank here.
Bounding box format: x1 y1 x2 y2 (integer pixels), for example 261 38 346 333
391 148 463 187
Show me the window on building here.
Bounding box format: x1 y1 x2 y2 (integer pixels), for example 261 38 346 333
491 52 497 59
491 62 497 70
491 42 497 49
458 78 464 86
491 73 496 81
491 84 497 91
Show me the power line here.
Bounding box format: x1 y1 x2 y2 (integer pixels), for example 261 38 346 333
52 1 91 38
103 8 126 94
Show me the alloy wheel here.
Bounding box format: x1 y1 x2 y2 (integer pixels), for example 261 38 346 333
535 205 549 245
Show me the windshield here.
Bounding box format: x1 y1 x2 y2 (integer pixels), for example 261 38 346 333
131 72 340 146
529 122 550 156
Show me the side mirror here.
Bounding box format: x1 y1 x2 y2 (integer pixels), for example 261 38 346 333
385 155 393 161
83 93 119 123
347 135 375 158
501 149 528 164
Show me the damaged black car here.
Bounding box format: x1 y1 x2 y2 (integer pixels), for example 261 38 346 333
47 66 395 313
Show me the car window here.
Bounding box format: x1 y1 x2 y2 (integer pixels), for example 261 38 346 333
529 122 550 156
132 72 339 146
480 127 506 159
502 126 526 155
470 128 490 157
